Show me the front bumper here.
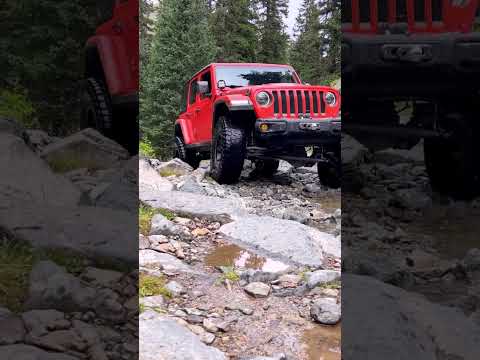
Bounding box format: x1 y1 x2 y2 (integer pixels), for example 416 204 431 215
254 117 341 147
342 33 480 97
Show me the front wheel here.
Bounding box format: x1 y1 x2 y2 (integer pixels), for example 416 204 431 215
80 78 113 136
210 116 246 184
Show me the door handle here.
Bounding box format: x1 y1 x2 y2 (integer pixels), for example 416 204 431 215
195 108 201 113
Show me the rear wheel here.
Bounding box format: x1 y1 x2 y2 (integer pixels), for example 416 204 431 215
254 159 279 176
80 78 113 136
317 155 341 189
175 136 200 169
210 115 246 184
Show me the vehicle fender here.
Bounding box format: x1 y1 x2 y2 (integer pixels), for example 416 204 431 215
85 35 136 97
175 117 195 145
215 94 254 112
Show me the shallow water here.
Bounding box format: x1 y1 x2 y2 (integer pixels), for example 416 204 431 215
205 244 290 272
303 324 341 360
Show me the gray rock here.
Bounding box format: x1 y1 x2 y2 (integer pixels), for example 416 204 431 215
342 134 369 167
305 270 341 289
177 176 207 195
81 267 123 287
0 117 26 138
139 158 174 193
164 281 186 296
25 129 54 153
139 250 197 274
140 295 166 308
244 282 271 298
155 158 193 177
0 315 25 345
21 310 69 337
139 234 150 250
0 201 137 264
219 215 340 267
310 298 341 325
463 248 480 272
246 355 287 360
202 318 219 333
140 190 245 221
150 214 182 236
26 329 85 353
90 156 138 212
41 128 129 171
0 307 12 320
0 133 81 207
140 310 226 360
92 289 125 323
0 344 79 360
343 274 480 359
374 141 424 165
26 261 96 312
392 188 431 210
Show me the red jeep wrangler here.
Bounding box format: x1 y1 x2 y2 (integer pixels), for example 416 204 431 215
342 0 480 198
81 0 139 152
175 63 341 186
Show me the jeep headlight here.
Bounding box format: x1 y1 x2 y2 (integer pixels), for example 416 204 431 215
325 92 337 106
256 91 271 107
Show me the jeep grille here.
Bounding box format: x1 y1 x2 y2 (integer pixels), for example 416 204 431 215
271 90 326 118
342 0 444 33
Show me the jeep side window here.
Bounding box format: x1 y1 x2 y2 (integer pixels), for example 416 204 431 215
96 0 116 26
189 80 198 105
200 71 212 98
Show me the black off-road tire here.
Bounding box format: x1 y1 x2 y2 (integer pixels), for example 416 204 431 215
80 78 113 136
175 136 200 169
424 125 477 199
210 116 246 184
254 159 280 176
317 158 341 189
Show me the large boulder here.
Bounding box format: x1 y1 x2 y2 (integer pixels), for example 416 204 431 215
140 310 226 360
154 158 193 177
342 274 480 359
41 128 129 171
0 117 26 139
140 190 245 222
0 133 81 207
0 194 137 264
219 215 340 267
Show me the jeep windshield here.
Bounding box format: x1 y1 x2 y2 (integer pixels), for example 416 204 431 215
215 66 298 88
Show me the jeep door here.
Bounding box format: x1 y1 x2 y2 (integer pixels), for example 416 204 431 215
193 68 214 144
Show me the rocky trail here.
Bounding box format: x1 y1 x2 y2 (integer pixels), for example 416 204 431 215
342 134 480 358
139 157 342 359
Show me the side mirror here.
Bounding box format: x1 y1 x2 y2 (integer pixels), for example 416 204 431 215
217 80 227 89
197 81 210 95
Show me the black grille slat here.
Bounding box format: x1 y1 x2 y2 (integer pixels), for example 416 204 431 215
297 90 303 114
280 91 287 114
414 0 426 22
320 91 325 113
432 0 442 22
396 0 408 22
359 1 370 23
312 92 319 114
378 1 388 22
288 90 295 115
342 0 352 23
304 91 311 114
273 91 279 114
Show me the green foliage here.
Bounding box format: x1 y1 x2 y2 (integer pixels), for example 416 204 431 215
216 266 240 285
210 0 258 62
139 204 176 235
141 0 216 159
256 0 290 63
0 89 38 128
140 140 157 158
290 0 340 85
1 0 96 135
139 273 172 298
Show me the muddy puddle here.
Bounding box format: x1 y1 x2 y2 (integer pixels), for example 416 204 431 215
205 244 290 272
303 324 341 360
311 192 341 214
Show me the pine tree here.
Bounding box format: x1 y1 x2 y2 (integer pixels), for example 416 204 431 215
256 0 289 63
140 0 216 158
210 0 258 62
140 0 157 71
290 0 340 85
